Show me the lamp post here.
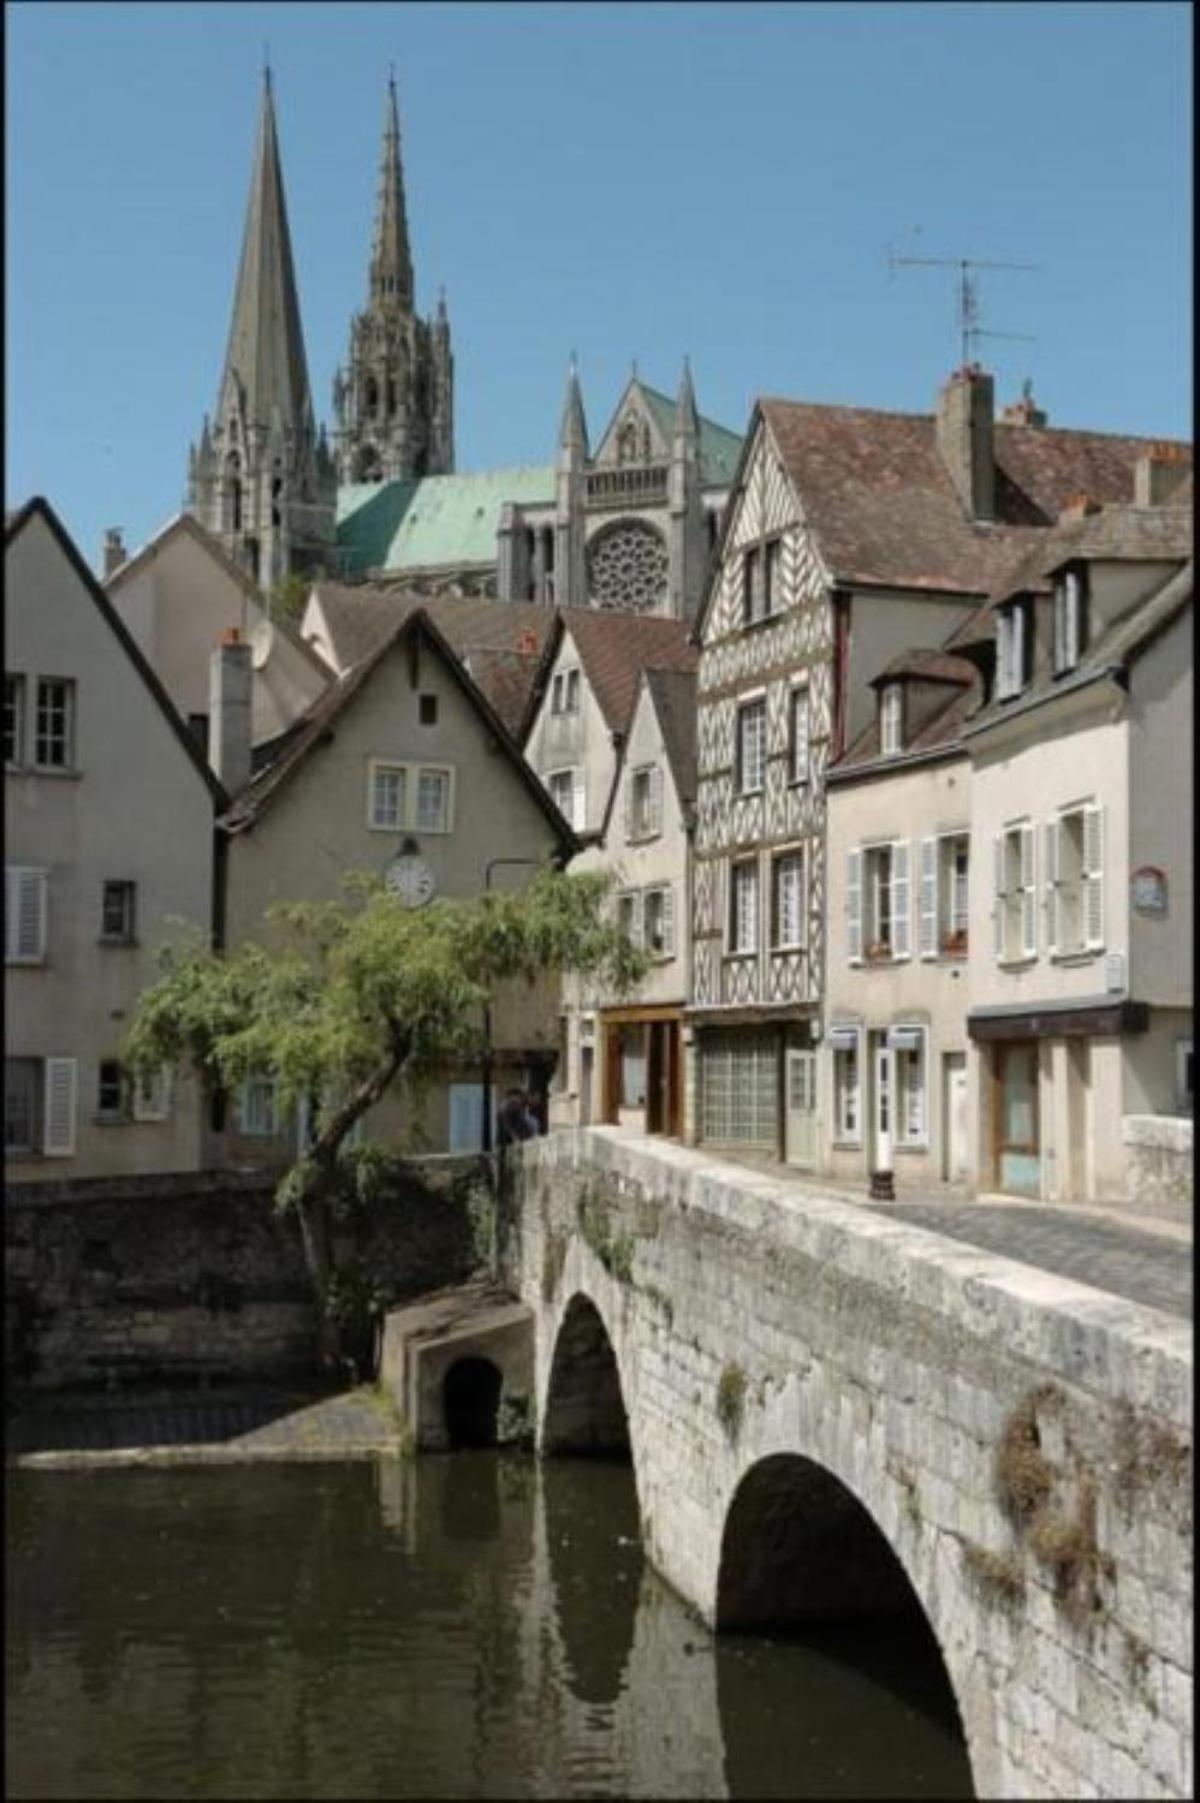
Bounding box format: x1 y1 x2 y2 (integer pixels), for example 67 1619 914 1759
481 857 544 1153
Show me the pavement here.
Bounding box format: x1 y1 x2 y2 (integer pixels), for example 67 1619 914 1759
716 1149 1193 1321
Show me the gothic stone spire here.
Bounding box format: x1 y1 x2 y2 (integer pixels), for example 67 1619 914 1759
370 72 414 310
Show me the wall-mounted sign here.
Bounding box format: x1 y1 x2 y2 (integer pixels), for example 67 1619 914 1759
1131 866 1168 915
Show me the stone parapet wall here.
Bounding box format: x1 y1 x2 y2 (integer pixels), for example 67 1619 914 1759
506 1128 1192 1801
5 1155 494 1393
1123 1116 1193 1225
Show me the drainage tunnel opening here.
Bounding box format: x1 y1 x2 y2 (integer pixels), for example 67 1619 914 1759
443 1357 503 1449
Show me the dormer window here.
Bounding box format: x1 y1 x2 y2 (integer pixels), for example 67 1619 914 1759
995 599 1032 701
550 668 580 716
1052 566 1088 676
880 683 903 756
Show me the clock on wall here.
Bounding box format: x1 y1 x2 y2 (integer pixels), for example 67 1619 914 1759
385 854 436 909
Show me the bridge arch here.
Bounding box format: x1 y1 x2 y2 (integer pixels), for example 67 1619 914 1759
715 1452 974 1788
541 1291 631 1460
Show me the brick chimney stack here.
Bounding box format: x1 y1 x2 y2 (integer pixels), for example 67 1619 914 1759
102 528 127 579
937 364 996 522
209 628 253 796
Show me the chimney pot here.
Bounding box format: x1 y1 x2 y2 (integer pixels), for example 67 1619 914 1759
102 528 126 579
209 637 254 796
1059 493 1102 522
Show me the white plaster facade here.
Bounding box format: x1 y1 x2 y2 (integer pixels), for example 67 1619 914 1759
522 624 614 841
5 502 218 1179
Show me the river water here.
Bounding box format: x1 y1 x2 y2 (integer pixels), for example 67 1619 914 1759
6 1454 972 1799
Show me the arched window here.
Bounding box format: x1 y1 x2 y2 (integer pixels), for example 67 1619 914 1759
618 419 640 467
224 452 242 533
364 377 379 418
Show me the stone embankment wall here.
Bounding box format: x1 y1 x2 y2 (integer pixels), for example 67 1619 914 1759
1123 1116 1193 1224
5 1157 493 1392
507 1129 1193 1802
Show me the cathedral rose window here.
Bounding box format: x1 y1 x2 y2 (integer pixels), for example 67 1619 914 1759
587 519 668 611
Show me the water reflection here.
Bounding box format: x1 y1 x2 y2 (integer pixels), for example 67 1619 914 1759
7 1454 970 1799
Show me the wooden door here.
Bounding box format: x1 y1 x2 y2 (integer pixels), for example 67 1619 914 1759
785 1049 818 1168
995 1041 1040 1196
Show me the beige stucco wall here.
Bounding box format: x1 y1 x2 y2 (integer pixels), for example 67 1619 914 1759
969 690 1130 1012
823 753 973 1187
523 626 614 837
109 525 327 746
5 510 214 1178
221 630 565 1155
1127 603 1192 1007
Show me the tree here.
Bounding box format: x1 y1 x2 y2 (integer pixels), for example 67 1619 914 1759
124 870 647 1367
267 571 313 622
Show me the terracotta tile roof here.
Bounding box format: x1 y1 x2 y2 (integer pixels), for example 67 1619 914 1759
757 398 1189 597
311 583 555 735
557 608 698 735
643 666 698 806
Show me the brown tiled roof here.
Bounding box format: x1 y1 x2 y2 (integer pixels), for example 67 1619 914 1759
311 584 555 735
221 608 577 848
643 667 698 806
870 647 979 688
557 608 698 735
757 398 1189 597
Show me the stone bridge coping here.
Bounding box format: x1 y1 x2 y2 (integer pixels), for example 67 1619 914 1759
524 1128 1191 1427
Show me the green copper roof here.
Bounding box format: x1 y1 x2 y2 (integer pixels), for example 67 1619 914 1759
638 383 743 486
337 465 555 574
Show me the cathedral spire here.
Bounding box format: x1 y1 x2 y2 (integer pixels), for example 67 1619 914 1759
370 71 414 310
558 354 589 462
674 355 699 445
218 68 315 434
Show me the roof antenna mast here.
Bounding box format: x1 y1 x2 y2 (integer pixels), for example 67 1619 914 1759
886 240 1040 367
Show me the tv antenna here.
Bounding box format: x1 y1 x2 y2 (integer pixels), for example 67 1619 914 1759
886 245 1040 367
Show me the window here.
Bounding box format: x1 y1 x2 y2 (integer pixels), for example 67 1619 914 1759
239 1076 278 1138
34 678 75 769
890 1026 928 1147
829 1030 861 1144
97 1060 126 1121
995 602 1031 701
771 851 805 950
370 762 405 831
736 698 766 794
701 1032 778 1147
764 539 782 615
1046 804 1104 955
5 867 47 965
1177 1039 1194 1114
847 843 911 961
617 891 642 947
133 1066 172 1122
880 683 903 756
550 668 580 715
547 768 584 830
1053 567 1088 675
416 768 452 833
628 765 662 840
100 880 136 943
418 694 438 725
729 859 759 955
4 1058 40 1156
618 1025 647 1108
995 822 1037 962
789 687 810 784
742 542 781 625
187 712 210 758
643 885 675 958
5 674 24 765
917 834 970 958
367 762 455 834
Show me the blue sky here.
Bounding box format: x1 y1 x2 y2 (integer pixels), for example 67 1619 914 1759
7 1 1191 567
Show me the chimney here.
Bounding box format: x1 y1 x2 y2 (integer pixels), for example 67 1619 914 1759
1059 493 1102 524
1134 443 1191 507
102 528 127 579
1001 383 1048 428
937 365 996 522
209 629 253 796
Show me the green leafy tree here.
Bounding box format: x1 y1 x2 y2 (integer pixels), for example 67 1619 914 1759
267 571 313 622
124 870 646 1365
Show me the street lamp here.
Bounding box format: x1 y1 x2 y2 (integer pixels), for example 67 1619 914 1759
481 857 545 1153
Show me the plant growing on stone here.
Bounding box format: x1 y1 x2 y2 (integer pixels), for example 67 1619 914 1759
125 869 646 1368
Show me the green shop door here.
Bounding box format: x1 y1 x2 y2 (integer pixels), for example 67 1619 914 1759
994 1041 1040 1197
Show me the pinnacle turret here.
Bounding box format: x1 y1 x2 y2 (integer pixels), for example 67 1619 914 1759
558 355 589 463
674 356 700 446
369 73 414 310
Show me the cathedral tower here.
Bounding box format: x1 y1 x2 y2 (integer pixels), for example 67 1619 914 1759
187 70 336 589
333 76 454 484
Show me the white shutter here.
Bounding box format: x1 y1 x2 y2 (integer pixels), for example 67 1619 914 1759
133 1065 172 1122
1083 805 1105 949
846 850 862 963
43 1057 77 1156
918 837 938 959
649 766 663 834
1020 824 1037 957
993 835 1005 960
6 867 47 964
660 886 676 957
1013 604 1026 691
891 841 911 959
1045 820 1061 955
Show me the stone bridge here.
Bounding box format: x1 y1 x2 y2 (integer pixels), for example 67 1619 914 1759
503 1128 1192 1802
